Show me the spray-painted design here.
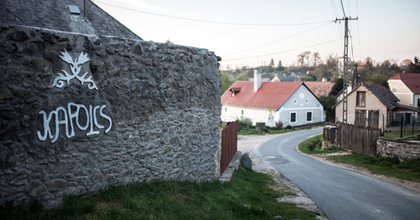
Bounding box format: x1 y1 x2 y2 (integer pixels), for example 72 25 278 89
51 49 98 90
37 103 112 143
39 50 111 143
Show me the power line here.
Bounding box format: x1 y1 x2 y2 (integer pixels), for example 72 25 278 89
221 38 342 62
340 0 346 17
349 29 355 61
223 21 333 57
356 21 362 60
95 1 333 26
347 0 351 17
330 0 339 17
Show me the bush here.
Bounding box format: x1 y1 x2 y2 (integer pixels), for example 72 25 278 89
238 117 252 130
285 125 293 130
275 121 283 130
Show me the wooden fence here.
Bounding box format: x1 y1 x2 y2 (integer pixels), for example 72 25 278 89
221 121 238 176
336 123 382 157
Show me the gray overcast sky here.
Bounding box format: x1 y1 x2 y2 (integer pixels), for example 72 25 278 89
94 0 420 69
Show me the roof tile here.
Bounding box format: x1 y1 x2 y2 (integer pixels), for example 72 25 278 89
221 81 302 109
304 81 334 97
389 73 420 93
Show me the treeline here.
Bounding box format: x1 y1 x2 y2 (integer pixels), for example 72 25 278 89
221 52 420 94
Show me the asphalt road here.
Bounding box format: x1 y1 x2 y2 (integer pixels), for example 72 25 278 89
251 127 420 220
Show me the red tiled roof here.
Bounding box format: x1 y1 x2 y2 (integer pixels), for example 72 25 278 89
304 81 334 97
250 78 271 82
221 81 302 109
389 73 420 93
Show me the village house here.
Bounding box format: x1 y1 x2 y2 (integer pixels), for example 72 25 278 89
221 70 325 128
334 82 419 129
304 81 334 97
388 73 420 108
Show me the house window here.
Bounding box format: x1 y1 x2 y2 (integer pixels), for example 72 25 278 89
417 98 420 108
356 91 366 107
306 111 312 122
290 112 297 123
294 99 297 104
224 107 227 112
241 110 244 115
305 99 309 103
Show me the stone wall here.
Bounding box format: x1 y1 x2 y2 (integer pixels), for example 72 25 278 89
0 24 222 208
377 137 420 162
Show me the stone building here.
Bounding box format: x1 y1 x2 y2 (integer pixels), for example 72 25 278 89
0 0 222 208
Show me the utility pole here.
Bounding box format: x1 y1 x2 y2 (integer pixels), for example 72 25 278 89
336 16 358 124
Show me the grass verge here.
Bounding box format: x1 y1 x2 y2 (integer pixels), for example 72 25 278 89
298 134 345 155
326 153 420 183
298 135 420 183
0 166 320 220
383 130 420 138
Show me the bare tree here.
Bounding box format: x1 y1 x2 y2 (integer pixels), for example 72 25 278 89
400 59 412 72
312 52 321 68
297 51 311 69
316 54 339 81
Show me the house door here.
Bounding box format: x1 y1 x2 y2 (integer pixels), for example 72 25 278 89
368 110 379 129
355 110 366 127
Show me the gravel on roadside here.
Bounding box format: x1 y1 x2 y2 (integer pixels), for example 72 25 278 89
239 133 329 220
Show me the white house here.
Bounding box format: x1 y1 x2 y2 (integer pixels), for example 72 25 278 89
388 73 420 107
221 71 325 127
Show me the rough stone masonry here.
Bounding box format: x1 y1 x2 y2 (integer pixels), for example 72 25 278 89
0 24 222 208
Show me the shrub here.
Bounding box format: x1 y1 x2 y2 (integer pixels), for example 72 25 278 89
238 117 252 130
285 125 293 130
275 121 283 130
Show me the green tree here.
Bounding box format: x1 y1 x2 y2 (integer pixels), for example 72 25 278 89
277 60 285 71
319 95 336 114
165 39 173 44
407 56 420 73
235 72 249 81
375 59 401 78
304 73 317 81
265 65 274 73
329 78 343 96
365 74 389 88
269 58 275 67
220 72 232 94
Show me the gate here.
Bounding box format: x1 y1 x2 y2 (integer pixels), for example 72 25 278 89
336 123 382 156
221 121 238 176
368 110 379 129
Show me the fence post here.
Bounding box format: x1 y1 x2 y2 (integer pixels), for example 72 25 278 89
400 116 403 138
412 115 415 135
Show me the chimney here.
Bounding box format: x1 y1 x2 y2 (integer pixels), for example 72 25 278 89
254 69 261 92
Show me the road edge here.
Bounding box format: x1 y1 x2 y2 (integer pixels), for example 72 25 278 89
248 151 329 220
295 142 420 194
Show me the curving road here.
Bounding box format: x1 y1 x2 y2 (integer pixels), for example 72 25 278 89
251 127 420 220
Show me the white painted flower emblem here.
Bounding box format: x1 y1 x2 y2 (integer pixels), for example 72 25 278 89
51 49 98 90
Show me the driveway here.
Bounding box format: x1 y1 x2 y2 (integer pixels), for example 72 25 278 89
240 128 420 220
